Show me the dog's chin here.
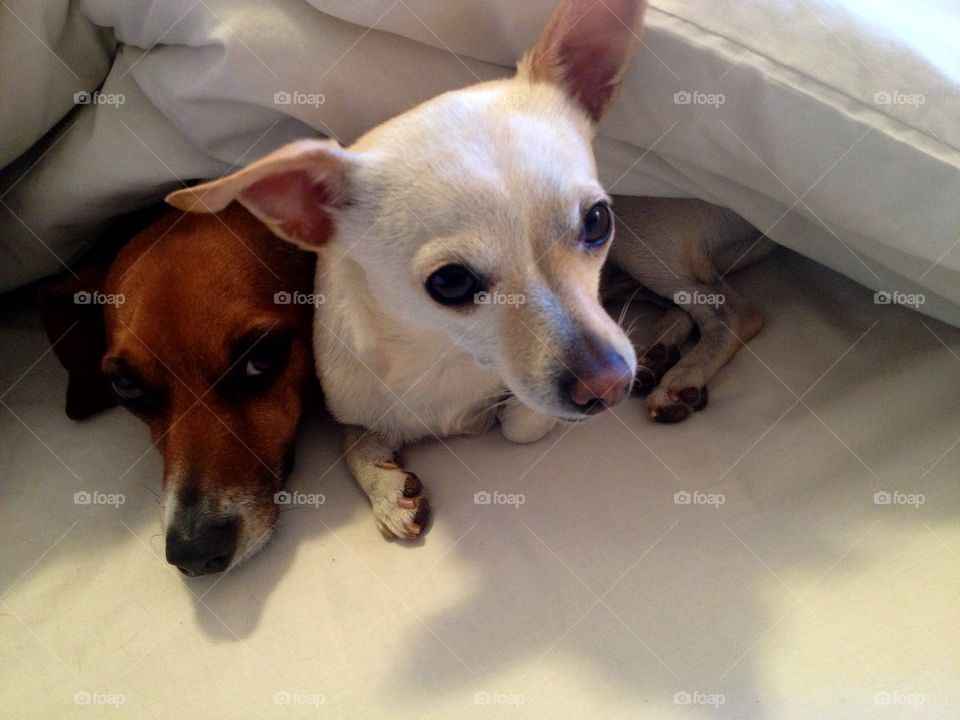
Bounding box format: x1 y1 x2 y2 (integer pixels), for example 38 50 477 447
553 406 610 423
230 521 275 571
505 383 605 424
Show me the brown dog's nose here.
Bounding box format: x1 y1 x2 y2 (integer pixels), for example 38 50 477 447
568 355 633 413
166 516 238 576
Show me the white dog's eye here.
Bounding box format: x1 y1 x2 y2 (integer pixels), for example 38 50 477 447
426 264 484 306
581 202 613 248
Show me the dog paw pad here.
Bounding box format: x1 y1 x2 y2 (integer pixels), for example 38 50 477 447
652 403 691 423
648 385 709 423
633 344 682 396
402 472 422 497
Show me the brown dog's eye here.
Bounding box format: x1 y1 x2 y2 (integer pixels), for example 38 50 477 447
245 340 287 377
426 264 484 306
581 202 612 248
237 334 290 386
110 374 145 402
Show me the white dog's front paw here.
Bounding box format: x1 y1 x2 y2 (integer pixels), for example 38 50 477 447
371 471 430 540
499 399 556 444
646 379 708 424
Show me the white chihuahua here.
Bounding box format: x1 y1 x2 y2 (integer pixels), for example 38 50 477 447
169 0 768 539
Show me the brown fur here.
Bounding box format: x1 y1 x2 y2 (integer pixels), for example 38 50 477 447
40 203 316 571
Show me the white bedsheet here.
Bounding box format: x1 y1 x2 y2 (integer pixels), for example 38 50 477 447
2 249 958 718
1 0 959 325
1 3 959 717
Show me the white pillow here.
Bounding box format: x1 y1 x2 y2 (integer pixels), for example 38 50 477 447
311 0 960 325
2 0 958 327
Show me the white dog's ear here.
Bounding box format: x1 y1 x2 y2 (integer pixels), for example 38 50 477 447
521 0 647 123
166 139 356 249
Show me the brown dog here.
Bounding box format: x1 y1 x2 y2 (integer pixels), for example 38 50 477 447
40 204 315 575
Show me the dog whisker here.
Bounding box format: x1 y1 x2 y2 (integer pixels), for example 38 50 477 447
615 285 645 328
142 485 161 506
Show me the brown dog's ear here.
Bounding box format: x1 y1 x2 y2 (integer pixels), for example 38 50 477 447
166 139 357 250
37 265 117 420
521 0 647 123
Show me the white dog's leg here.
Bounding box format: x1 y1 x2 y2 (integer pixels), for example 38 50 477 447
646 283 764 422
499 398 557 444
633 305 695 394
344 426 429 540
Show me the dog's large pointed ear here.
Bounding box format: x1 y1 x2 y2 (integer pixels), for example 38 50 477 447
37 265 117 420
166 139 357 250
521 0 647 124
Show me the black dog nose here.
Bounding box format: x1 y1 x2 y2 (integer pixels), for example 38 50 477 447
165 517 238 576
